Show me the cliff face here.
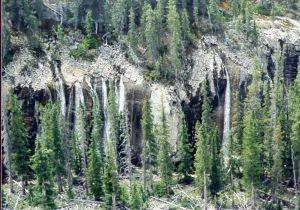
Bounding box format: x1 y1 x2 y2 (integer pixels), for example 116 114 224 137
2 16 299 164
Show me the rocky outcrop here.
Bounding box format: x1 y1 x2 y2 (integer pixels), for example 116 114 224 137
2 16 299 164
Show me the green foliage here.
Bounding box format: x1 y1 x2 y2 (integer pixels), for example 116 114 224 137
141 98 157 191
87 98 103 200
53 24 65 44
242 59 263 191
157 103 173 195
103 141 119 208
108 81 119 146
118 183 129 206
130 181 143 209
116 113 129 174
8 92 30 193
128 7 137 51
167 0 182 75
71 131 82 174
181 9 195 48
178 116 193 180
112 0 129 38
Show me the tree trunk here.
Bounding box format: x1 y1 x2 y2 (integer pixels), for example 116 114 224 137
251 183 256 210
21 178 26 195
57 174 62 193
142 140 147 192
112 194 117 210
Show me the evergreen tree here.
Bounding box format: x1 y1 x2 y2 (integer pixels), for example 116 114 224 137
181 9 195 48
31 139 56 209
194 80 213 208
85 10 94 38
141 98 157 191
71 131 82 174
103 141 119 209
290 66 300 196
242 60 263 207
167 0 182 76
108 81 119 149
112 0 129 38
193 0 200 25
209 127 222 198
271 116 284 204
145 5 160 64
87 98 103 200
128 7 137 51
8 92 30 195
157 103 173 195
178 116 193 180
117 113 129 174
130 180 143 210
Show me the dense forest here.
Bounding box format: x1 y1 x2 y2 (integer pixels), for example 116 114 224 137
1 0 300 209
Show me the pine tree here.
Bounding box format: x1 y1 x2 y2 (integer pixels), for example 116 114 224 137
112 0 129 38
157 103 173 195
290 66 300 199
8 92 30 195
181 9 195 48
167 0 182 76
103 141 119 210
117 113 129 174
31 139 56 209
193 0 200 25
108 81 119 149
209 126 222 198
87 98 103 200
271 116 284 204
178 116 193 181
128 7 137 51
145 5 160 64
71 131 82 174
141 98 157 191
85 10 94 38
194 80 213 208
242 60 263 207
130 180 143 210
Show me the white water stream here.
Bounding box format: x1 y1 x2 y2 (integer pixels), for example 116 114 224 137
222 68 231 158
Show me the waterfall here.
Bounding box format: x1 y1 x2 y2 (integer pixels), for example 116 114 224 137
102 78 110 144
53 61 66 117
222 68 231 159
119 75 125 113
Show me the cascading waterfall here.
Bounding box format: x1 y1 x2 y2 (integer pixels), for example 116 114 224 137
53 61 66 117
222 68 231 159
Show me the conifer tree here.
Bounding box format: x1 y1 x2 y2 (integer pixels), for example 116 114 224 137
87 98 103 200
194 80 212 208
181 9 194 48
51 103 66 193
108 81 119 149
209 127 222 198
178 116 193 181
271 116 284 204
242 60 263 207
85 10 94 38
112 0 129 38
130 180 143 210
103 141 119 210
31 139 56 209
145 5 160 64
157 103 173 195
8 92 30 195
117 113 129 174
193 0 200 25
71 131 82 174
141 98 157 191
167 0 182 76
290 67 300 199
128 7 137 51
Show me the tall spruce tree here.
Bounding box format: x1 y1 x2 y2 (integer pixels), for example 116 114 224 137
87 98 103 200
103 141 119 210
167 0 182 76
157 103 173 195
181 9 194 48
8 92 30 195
178 116 193 181
141 98 157 191
145 5 160 64
209 126 222 198
128 7 137 51
242 60 264 207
